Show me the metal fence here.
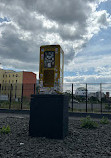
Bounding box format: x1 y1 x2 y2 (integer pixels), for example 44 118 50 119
0 83 38 110
0 83 111 113
67 83 111 114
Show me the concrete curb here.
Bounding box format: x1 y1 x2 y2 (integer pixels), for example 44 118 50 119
69 112 111 119
0 109 111 119
0 109 30 114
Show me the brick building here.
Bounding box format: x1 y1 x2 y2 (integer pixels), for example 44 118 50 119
22 71 36 98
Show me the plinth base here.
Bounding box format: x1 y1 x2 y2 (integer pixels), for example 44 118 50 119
29 94 68 139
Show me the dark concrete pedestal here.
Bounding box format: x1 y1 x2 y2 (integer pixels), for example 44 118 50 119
29 94 69 139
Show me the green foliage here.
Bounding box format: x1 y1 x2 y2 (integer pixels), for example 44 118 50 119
100 116 109 124
105 104 111 111
80 116 98 129
0 125 11 134
0 101 10 108
89 96 99 103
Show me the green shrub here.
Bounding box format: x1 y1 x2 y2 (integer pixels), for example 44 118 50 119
105 104 111 111
0 125 11 134
100 116 109 124
80 116 98 129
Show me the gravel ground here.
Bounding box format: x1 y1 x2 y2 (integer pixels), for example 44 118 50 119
0 113 111 158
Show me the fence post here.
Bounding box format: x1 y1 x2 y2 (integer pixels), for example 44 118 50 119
72 83 73 112
86 83 87 112
21 84 23 110
15 85 17 99
34 83 36 95
9 84 12 109
100 83 102 114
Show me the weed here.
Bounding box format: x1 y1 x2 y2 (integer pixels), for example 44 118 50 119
105 104 111 111
80 116 98 129
0 125 11 134
100 116 109 124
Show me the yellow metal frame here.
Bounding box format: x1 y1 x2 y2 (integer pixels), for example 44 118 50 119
39 45 64 94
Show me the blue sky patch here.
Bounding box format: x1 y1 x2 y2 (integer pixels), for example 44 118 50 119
0 17 10 23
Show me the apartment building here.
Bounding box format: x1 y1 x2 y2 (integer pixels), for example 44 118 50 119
0 69 4 90
0 69 36 99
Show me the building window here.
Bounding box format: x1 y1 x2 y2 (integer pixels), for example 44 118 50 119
3 75 4 78
9 74 10 77
6 75 7 77
16 80 17 83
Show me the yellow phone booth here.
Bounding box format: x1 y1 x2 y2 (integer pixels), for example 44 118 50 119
39 45 64 94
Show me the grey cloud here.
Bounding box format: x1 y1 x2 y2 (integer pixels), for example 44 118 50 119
35 0 91 25
64 75 111 84
0 0 110 71
98 13 109 27
16 13 43 31
0 3 43 32
58 25 86 41
65 52 75 63
0 57 38 72
1 0 110 42
0 23 40 64
1 0 92 25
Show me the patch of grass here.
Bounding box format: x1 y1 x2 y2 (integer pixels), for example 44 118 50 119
100 116 109 124
80 116 98 129
0 101 10 109
0 125 11 134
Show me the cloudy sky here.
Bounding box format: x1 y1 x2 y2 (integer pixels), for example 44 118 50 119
0 0 111 86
